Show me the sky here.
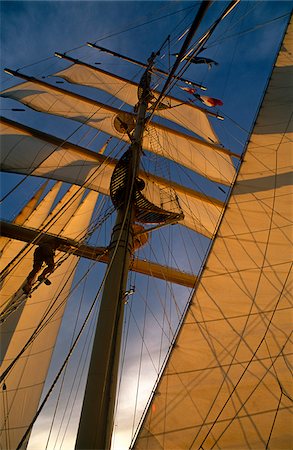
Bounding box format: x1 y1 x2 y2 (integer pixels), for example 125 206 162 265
0 1 292 449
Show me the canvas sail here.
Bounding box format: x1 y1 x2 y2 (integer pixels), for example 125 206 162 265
0 182 63 363
0 189 98 449
132 17 293 450
0 118 225 238
1 78 237 185
0 182 62 310
54 62 220 143
0 181 48 254
1 3 291 449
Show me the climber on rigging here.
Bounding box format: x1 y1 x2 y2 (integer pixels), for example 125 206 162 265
23 238 61 295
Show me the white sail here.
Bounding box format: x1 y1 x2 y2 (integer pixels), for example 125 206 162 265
132 18 293 450
9 181 48 226
0 184 86 356
1 3 291 450
0 119 224 238
1 80 236 185
0 190 98 450
0 182 63 374
54 62 220 143
0 182 62 304
0 181 48 254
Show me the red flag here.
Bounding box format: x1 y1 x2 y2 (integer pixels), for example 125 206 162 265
181 86 223 107
199 96 223 107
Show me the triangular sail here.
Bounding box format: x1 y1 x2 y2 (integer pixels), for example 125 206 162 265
0 182 62 308
132 17 293 450
0 190 98 450
0 181 48 254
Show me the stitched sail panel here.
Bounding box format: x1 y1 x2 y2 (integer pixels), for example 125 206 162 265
1 81 235 185
54 63 220 144
133 18 293 450
0 120 224 238
0 190 98 450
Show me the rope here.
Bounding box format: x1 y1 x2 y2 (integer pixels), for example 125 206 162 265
1 382 10 450
45 257 95 449
92 4 196 44
0 201 115 323
11 138 139 447
265 391 283 449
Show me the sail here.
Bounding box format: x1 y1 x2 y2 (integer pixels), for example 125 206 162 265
10 181 48 226
0 183 87 346
0 189 98 450
1 79 237 185
0 118 224 238
0 182 62 305
54 62 220 143
0 182 62 363
0 181 48 254
132 18 293 450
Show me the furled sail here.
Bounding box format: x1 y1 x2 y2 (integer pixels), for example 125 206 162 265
132 17 293 450
1 77 237 185
54 61 220 143
0 189 98 450
0 118 225 238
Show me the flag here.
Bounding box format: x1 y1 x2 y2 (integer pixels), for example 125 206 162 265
189 56 218 68
173 53 218 68
181 86 223 108
198 96 223 107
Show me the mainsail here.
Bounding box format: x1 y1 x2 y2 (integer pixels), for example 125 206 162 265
132 16 293 450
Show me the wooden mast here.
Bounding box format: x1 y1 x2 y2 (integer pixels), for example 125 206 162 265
75 56 155 450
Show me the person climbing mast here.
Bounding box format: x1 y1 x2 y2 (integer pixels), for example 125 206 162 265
23 238 61 295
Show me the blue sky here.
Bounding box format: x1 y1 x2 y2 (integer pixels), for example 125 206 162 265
1 1 292 449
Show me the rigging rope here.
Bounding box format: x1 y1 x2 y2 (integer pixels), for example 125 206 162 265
92 4 196 45
207 12 291 50
0 200 115 322
4 145 139 447
188 119 293 445
45 256 96 449
0 151 115 282
1 383 10 450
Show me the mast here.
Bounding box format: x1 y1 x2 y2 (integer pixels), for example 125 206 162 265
75 4 214 447
75 54 155 450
